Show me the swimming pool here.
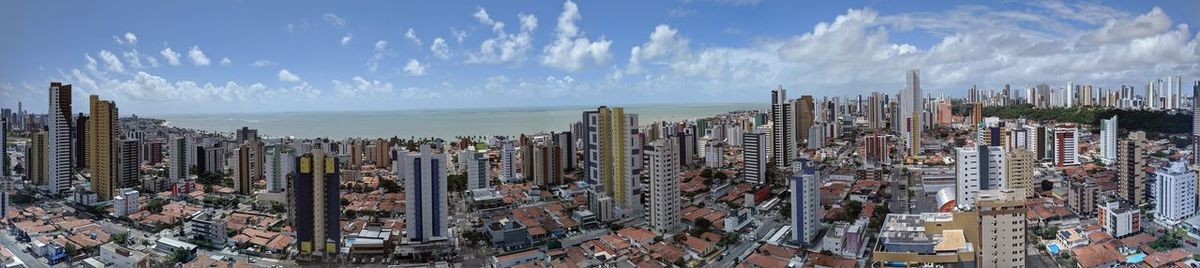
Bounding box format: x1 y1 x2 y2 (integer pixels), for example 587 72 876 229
1126 253 1146 263
1046 244 1061 254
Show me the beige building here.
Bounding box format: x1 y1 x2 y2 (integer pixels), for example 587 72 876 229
88 95 119 200
27 132 49 186
1005 148 1036 198
872 212 980 267
976 189 1026 268
1117 131 1146 205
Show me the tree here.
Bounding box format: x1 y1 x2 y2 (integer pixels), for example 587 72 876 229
546 239 562 249
147 199 165 213
113 232 128 244
701 169 714 179
695 218 713 231
672 233 687 243
1041 180 1054 192
380 178 401 193
714 172 729 181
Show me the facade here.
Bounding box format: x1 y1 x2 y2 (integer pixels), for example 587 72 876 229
0 119 6 177
646 139 681 234
807 123 825 149
466 150 489 190
1118 131 1147 205
860 134 891 164
499 139 516 182
954 145 1007 209
264 144 296 193
87 95 119 200
795 95 814 145
118 139 139 189
234 140 264 195
1154 161 1196 223
401 144 450 243
1068 181 1101 216
27 132 49 186
1097 198 1141 238
742 131 767 184
186 209 228 246
704 142 723 168
1051 125 1080 167
111 188 140 217
1004 148 1035 198
1099 115 1117 164
976 189 1026 268
48 82 73 194
584 106 640 212
791 159 820 245
168 136 191 189
771 86 796 171
292 149 342 255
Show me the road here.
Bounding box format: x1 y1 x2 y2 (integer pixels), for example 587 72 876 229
0 231 50 268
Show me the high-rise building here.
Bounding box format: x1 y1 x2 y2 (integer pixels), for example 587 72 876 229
901 70 923 157
955 145 1007 209
976 189 1026 268
970 102 983 127
235 126 258 144
742 131 767 184
806 123 825 149
1097 198 1141 238
465 150 489 190
795 95 815 145
867 92 883 131
1118 132 1146 205
499 139 516 182
583 107 640 212
860 133 891 164
400 144 449 243
168 136 191 191
647 139 681 234
48 82 73 194
292 149 341 256
87 95 119 200
1099 115 1118 165
704 142 723 169
1154 161 1195 223
74 114 88 170
26 132 48 186
118 139 140 189
1005 148 1035 198
790 159 819 245
264 144 295 193
1192 81 1200 165
1051 125 1080 167
771 86 796 171
234 140 264 195
0 118 7 177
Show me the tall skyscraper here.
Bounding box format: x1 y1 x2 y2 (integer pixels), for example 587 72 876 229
1005 148 1035 198
48 82 73 194
87 95 119 200
499 139 516 182
901 70 923 157
867 92 883 131
292 148 341 256
584 106 640 212
27 132 48 186
955 145 1007 209
1155 161 1196 223
647 139 681 234
235 126 259 144
790 159 819 245
264 143 296 193
795 95 814 145
771 86 796 172
742 130 767 184
1192 81 1200 165
1099 115 1118 165
976 189 1026 268
1118 132 1147 205
168 136 191 189
117 139 140 189
0 118 7 177
401 144 449 243
74 114 88 170
234 140 264 195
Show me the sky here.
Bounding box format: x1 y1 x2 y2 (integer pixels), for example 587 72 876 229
1 0 1198 115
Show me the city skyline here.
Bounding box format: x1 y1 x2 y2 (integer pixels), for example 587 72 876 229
1 1 1198 114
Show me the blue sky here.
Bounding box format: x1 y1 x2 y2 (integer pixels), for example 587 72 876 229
1 0 1198 114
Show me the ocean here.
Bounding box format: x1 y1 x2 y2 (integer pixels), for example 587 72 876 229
154 103 765 139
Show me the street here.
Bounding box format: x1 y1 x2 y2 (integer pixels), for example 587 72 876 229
0 231 50 268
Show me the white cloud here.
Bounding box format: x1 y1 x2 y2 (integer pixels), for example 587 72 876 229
121 49 147 69
541 0 611 71
160 47 182 66
323 13 346 28
249 60 274 67
124 32 138 45
278 69 301 82
628 24 690 74
368 40 394 72
431 37 451 59
341 33 353 46
466 8 538 64
404 59 427 76
405 28 422 46
332 76 395 97
287 23 296 33
188 45 211 66
220 57 232 66
1083 7 1170 43
713 0 760 6
451 27 469 43
98 50 125 73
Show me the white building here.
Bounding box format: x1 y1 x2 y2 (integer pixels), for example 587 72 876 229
900 70 923 156
1155 161 1196 223
791 159 820 245
99 242 148 268
186 209 227 246
807 123 826 150
1097 199 1141 238
1051 125 1080 166
110 188 139 217
1099 115 1117 165
168 136 191 190
742 131 767 184
771 86 795 170
499 140 517 183
48 83 73 194
400 144 450 243
704 142 724 168
263 144 295 193
955 145 1008 209
466 150 489 190
647 139 681 234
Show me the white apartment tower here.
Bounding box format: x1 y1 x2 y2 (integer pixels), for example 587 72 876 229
901 70 923 156
742 131 767 184
771 86 795 171
1155 161 1196 223
499 139 516 182
1099 115 1118 165
955 145 1008 209
466 150 489 190
647 139 681 234
401 144 450 243
790 159 820 245
48 82 73 194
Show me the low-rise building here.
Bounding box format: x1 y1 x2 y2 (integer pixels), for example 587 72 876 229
185 209 228 246
99 242 149 268
1096 198 1140 238
871 212 978 267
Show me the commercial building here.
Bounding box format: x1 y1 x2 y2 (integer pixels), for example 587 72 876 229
791 159 820 245
99 242 149 268
742 131 767 184
293 149 342 256
647 139 681 234
1154 161 1196 223
48 82 73 194
400 144 450 244
954 145 1007 209
871 212 979 267
975 189 1026 268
